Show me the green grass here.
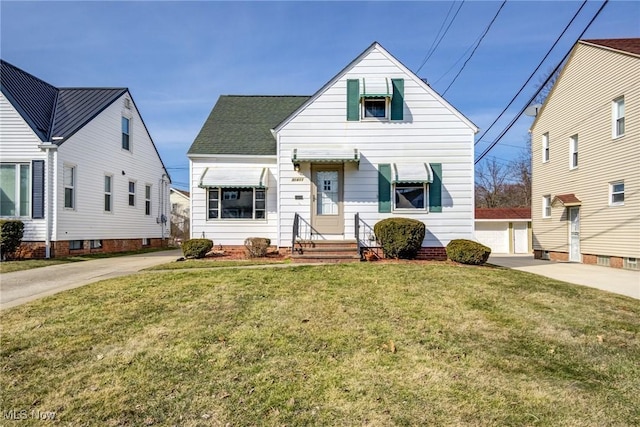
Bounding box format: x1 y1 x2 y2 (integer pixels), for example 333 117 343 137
145 258 288 270
0 247 174 274
1 263 638 426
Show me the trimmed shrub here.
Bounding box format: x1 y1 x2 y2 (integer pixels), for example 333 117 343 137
0 220 24 261
182 239 213 259
244 237 271 258
373 218 425 259
446 239 491 265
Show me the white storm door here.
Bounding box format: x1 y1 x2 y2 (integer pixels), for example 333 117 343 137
311 165 343 235
569 207 581 262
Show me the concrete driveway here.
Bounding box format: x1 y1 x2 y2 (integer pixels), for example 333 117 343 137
0 249 182 310
488 254 640 300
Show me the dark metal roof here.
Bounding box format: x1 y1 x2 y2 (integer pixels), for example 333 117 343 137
188 95 310 156
1 59 126 143
51 88 127 140
1 59 58 141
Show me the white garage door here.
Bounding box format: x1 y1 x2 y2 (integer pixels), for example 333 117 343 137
475 222 509 253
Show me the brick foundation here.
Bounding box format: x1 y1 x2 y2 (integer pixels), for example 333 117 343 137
14 238 167 259
416 247 448 261
535 250 627 269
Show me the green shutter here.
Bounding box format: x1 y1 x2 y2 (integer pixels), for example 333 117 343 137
390 78 404 120
429 163 442 212
347 79 360 121
378 164 392 213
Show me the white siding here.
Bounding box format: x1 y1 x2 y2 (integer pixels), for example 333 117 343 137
277 46 476 247
190 157 278 245
531 43 640 259
54 94 169 241
0 94 47 240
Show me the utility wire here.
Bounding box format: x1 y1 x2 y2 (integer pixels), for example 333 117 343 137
474 0 588 146
475 0 610 165
442 0 507 96
416 1 465 74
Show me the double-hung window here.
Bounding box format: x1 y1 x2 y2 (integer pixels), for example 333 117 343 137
0 163 30 217
569 135 578 169
613 97 625 137
64 165 76 209
122 117 131 151
104 175 112 212
128 181 136 206
145 185 152 216
542 132 549 163
347 78 404 121
542 195 551 218
610 181 624 206
207 188 265 219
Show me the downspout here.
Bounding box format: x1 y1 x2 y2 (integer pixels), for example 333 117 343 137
158 174 168 240
37 142 58 258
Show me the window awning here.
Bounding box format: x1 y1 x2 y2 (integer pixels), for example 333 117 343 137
392 163 433 184
199 167 269 188
361 77 392 98
292 148 360 164
552 193 581 207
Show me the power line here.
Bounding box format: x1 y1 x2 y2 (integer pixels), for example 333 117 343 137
474 0 610 165
442 0 507 96
474 0 588 146
416 1 465 74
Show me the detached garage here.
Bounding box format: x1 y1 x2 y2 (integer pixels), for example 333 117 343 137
474 208 532 254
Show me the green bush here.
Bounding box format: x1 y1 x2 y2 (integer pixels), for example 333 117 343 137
0 220 25 261
244 237 271 258
182 239 213 259
373 218 425 259
446 239 491 265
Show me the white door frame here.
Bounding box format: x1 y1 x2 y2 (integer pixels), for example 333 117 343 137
568 207 580 262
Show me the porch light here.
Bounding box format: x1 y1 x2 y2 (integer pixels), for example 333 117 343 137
294 163 300 172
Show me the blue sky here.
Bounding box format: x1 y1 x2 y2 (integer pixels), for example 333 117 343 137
2 1 638 190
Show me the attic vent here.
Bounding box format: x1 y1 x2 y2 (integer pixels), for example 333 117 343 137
124 98 131 109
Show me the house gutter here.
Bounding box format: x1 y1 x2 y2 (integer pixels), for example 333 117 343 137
37 142 58 258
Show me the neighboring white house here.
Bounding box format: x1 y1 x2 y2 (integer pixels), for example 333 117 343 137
169 188 190 243
474 208 531 254
530 38 639 269
188 42 477 259
0 60 170 258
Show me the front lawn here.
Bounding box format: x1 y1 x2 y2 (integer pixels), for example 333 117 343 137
1 263 638 426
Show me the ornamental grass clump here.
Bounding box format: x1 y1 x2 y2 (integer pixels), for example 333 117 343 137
181 239 213 259
446 239 491 265
373 217 425 259
244 237 271 258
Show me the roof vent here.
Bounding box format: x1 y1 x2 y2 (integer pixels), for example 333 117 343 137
124 98 131 109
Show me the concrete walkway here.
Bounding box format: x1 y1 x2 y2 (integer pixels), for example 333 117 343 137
0 249 182 310
488 254 640 300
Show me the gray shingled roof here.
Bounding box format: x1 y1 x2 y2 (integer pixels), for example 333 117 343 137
0 59 126 143
188 95 310 156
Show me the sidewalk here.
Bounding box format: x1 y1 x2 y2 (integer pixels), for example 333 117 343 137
488 254 640 300
0 249 182 310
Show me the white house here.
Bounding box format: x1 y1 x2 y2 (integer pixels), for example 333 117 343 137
188 42 477 259
0 60 170 258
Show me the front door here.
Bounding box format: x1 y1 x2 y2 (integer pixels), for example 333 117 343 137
568 207 580 262
311 165 343 235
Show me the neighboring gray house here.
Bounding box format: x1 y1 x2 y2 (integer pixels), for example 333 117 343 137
188 42 477 259
0 60 170 258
